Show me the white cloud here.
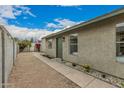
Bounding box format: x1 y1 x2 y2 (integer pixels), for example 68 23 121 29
0 6 83 41
55 18 79 27
0 5 36 20
57 5 83 10
46 18 82 29
0 6 16 19
1 18 82 41
15 6 36 17
0 5 43 41
23 17 28 19
5 25 52 40
47 23 59 28
58 5 80 7
4 19 78 41
51 29 62 33
0 17 8 25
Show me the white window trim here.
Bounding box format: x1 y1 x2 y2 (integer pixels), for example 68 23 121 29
69 33 78 56
47 39 52 49
116 25 124 63
116 56 124 63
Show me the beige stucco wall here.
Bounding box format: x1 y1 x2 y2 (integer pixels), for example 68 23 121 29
62 34 79 63
41 38 47 52
78 22 117 76
43 14 124 78
64 14 124 78
45 38 56 58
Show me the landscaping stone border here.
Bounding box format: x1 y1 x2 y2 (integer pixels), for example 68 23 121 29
48 57 124 88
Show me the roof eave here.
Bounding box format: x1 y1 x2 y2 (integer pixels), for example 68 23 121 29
43 8 124 39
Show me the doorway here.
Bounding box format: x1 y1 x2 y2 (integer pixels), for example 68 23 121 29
56 37 63 59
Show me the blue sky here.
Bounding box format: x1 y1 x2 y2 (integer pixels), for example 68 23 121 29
7 5 124 29
0 5 124 40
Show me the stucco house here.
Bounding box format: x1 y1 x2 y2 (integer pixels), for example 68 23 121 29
41 8 124 79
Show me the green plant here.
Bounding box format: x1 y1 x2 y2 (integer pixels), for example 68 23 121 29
18 40 32 52
121 82 124 88
82 64 90 72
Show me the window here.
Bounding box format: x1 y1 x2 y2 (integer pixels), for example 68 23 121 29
116 22 124 57
69 34 78 55
47 39 52 49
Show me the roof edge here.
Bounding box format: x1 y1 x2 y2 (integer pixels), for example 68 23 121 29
42 7 124 39
0 25 14 39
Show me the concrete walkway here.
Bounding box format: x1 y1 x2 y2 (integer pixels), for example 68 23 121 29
8 53 80 88
34 52 116 88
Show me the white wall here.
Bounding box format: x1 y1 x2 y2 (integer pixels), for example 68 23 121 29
4 31 14 83
0 26 17 87
30 43 35 52
0 30 2 87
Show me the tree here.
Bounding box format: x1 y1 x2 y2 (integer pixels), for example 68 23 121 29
18 40 32 52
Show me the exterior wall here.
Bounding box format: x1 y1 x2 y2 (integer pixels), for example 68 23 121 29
45 38 56 57
41 38 47 52
0 26 17 87
62 34 79 63
0 30 2 87
78 22 116 75
62 14 124 78
14 42 19 61
23 46 30 52
30 43 35 52
4 31 14 83
22 43 41 52
43 14 124 78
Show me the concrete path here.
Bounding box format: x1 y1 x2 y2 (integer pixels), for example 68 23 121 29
8 52 80 88
34 52 116 88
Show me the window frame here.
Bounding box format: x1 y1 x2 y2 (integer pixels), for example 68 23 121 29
116 31 124 57
116 24 124 63
47 39 52 49
69 33 78 56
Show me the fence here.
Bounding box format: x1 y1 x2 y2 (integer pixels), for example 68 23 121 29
21 43 40 52
0 25 18 88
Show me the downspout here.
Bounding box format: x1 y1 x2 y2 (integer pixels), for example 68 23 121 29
1 27 5 88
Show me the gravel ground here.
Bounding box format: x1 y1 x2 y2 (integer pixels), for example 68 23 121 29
8 52 80 88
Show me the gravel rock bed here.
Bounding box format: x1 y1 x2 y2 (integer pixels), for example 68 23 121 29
59 60 124 88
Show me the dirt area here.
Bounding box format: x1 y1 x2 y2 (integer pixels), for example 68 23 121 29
8 52 80 88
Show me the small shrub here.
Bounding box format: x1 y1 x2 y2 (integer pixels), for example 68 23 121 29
121 82 124 88
82 64 90 72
